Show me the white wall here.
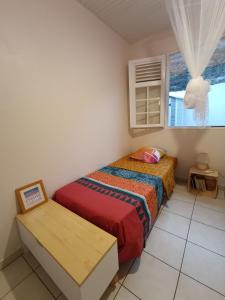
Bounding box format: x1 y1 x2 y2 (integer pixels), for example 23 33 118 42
1 1 224 264
0 0 131 263
128 30 225 181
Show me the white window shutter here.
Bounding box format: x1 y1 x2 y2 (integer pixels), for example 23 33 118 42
135 61 162 83
129 55 166 128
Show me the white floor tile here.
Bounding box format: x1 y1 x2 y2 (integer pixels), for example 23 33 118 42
192 205 225 231
118 260 134 284
100 283 121 300
182 242 225 295
2 273 54 300
123 252 179 300
174 183 187 191
171 189 195 204
157 205 164 216
145 227 186 269
115 287 139 300
23 251 39 270
164 199 194 218
155 210 190 239
0 257 32 298
188 220 225 256
175 274 225 300
196 195 225 213
36 266 61 298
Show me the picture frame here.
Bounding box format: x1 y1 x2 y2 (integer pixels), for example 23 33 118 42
15 180 48 213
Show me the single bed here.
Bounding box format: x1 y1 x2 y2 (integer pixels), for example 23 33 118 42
54 153 177 263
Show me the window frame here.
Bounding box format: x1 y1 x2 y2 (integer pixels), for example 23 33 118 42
165 50 225 129
128 55 166 129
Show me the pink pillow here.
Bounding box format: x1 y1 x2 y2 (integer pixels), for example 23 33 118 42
143 149 160 164
130 147 166 161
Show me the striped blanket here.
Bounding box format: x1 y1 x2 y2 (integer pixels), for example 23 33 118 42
54 164 165 262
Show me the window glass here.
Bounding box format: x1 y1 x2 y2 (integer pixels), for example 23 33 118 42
168 38 225 127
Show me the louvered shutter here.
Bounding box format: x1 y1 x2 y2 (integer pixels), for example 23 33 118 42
135 61 161 83
128 56 166 128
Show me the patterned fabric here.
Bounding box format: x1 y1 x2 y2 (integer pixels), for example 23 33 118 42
99 166 163 209
54 152 177 263
110 155 177 198
143 149 160 163
54 179 145 262
130 147 166 161
77 177 150 239
88 170 158 223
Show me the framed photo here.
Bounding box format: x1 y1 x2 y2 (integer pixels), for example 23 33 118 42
15 180 48 213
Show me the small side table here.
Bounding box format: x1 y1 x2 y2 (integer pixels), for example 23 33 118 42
187 166 219 198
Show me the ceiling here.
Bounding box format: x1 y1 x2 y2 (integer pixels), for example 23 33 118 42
76 0 171 43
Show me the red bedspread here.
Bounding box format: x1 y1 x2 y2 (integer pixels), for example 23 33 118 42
54 180 144 262
54 161 166 262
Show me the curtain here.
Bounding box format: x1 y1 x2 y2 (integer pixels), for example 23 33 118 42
166 0 225 124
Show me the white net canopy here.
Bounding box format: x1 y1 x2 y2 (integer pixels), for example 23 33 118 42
165 0 225 125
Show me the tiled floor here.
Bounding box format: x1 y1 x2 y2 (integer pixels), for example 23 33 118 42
1 184 225 299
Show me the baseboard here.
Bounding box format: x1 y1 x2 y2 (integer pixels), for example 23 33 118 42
0 247 23 270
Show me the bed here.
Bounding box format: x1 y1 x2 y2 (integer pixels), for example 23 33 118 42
54 153 177 263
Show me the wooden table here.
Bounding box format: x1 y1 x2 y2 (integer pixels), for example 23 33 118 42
187 166 219 198
17 200 118 300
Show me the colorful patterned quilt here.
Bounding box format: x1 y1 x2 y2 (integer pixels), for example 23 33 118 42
54 155 175 262
88 167 163 226
110 155 177 198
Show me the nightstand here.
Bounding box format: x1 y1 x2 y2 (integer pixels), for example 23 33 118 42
187 166 218 198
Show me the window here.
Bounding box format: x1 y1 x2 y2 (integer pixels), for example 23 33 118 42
128 56 166 128
168 38 225 127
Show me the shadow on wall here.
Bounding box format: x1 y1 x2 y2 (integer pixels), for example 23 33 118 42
2 197 22 268
171 129 208 178
129 127 164 138
128 126 209 180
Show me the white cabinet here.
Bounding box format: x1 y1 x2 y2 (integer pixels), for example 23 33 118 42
128 55 166 128
16 200 118 300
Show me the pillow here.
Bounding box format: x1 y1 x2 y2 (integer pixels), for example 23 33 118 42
130 147 149 161
156 148 166 158
130 147 166 161
143 149 161 164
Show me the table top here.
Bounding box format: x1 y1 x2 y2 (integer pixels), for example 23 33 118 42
189 166 218 178
17 200 117 286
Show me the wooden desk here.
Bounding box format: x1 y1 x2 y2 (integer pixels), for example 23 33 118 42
17 200 118 300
